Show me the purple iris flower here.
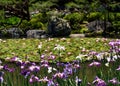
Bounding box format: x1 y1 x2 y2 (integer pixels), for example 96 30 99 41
109 40 120 53
116 65 120 71
87 82 91 86
65 63 72 68
63 67 73 75
73 64 80 73
47 80 56 86
48 55 56 60
41 60 49 67
0 76 3 83
56 62 61 67
109 40 120 47
89 61 101 67
0 72 4 83
89 51 98 56
29 75 40 84
108 78 120 85
73 64 80 69
92 76 107 86
29 65 40 72
16 61 23 66
30 62 36 65
39 77 49 82
3 65 15 72
72 60 80 69
19 61 29 69
72 60 80 64
40 54 45 59
53 72 65 79
61 63 73 77
10 56 20 62
109 41 115 47
75 76 82 86
21 70 30 78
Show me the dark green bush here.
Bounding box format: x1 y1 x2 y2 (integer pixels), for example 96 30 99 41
107 13 120 22
64 12 84 33
19 20 31 29
33 12 49 23
115 13 120 20
87 12 102 22
30 18 44 29
80 27 88 33
64 12 84 23
112 21 120 33
19 12 49 31
112 21 120 28
108 13 115 21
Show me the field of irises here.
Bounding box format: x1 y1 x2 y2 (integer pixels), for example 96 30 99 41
0 38 120 86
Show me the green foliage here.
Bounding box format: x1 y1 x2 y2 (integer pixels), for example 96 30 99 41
30 0 58 12
6 17 20 25
31 21 44 30
64 12 84 23
19 20 30 29
0 16 20 28
112 21 120 37
33 12 49 23
0 38 111 62
0 0 13 5
87 12 102 22
19 20 44 30
107 13 120 21
112 21 120 27
19 12 49 30
0 10 5 25
65 2 80 9
0 0 120 35
108 13 115 21
0 10 4 18
64 12 84 33
80 27 88 33
116 13 120 20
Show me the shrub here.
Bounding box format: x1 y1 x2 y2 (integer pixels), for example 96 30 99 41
19 13 48 30
64 12 84 23
64 12 84 33
33 12 49 23
108 13 115 21
112 21 120 34
80 27 88 33
87 12 102 22
30 18 44 29
115 13 120 20
65 2 80 9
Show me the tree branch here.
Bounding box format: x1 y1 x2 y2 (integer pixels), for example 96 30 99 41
0 0 30 21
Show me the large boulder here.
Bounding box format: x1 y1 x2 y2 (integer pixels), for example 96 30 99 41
47 16 71 37
4 28 23 38
87 20 111 32
26 30 48 38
